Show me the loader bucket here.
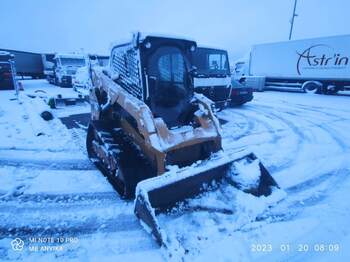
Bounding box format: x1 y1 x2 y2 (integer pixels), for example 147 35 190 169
134 151 281 247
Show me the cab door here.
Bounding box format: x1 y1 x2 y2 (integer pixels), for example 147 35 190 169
147 46 192 127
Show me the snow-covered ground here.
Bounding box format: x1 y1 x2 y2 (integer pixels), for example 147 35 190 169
0 80 350 261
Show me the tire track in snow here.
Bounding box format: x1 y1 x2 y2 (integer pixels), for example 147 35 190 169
228 104 349 205
219 110 255 140
0 195 137 238
0 214 140 238
239 102 350 229
69 127 88 155
234 106 306 173
0 158 95 170
307 120 348 152
221 109 282 148
263 104 349 158
277 105 349 153
293 103 350 120
247 104 348 173
285 168 349 194
0 192 119 205
0 147 74 152
261 110 309 172
253 168 350 228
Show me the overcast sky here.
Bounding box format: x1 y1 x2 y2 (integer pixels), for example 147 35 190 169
0 0 349 60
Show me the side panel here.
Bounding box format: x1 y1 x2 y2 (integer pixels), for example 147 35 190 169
110 45 143 100
250 35 350 80
0 49 44 77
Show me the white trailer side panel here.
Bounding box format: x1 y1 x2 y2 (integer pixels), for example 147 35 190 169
250 35 350 80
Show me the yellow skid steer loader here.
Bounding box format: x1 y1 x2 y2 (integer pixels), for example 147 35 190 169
86 33 281 248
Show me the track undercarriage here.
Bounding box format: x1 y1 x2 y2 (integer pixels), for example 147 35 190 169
87 120 155 198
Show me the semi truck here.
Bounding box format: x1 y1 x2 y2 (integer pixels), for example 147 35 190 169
0 48 44 79
192 47 253 108
73 55 109 91
41 53 55 77
234 34 350 94
45 53 88 87
0 51 17 90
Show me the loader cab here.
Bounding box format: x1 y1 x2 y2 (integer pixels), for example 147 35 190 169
140 36 197 127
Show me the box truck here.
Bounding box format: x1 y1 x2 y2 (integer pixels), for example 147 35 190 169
235 35 350 94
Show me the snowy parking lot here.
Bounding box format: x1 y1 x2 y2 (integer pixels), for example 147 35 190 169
0 80 350 261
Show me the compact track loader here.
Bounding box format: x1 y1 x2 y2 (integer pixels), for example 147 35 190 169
86 33 281 248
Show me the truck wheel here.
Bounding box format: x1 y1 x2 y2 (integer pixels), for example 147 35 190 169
302 81 322 94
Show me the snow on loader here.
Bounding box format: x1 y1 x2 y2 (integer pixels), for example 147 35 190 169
86 33 281 248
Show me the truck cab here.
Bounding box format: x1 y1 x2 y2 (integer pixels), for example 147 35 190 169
0 51 17 90
52 53 88 87
192 47 231 108
192 47 253 108
233 60 248 81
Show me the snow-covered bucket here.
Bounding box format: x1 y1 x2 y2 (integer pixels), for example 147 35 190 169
134 151 285 256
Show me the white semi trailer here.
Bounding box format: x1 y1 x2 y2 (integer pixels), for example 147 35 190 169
234 34 350 94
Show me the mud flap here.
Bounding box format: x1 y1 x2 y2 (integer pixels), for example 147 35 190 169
134 151 282 248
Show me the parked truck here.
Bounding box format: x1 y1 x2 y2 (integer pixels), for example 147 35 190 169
192 47 253 108
0 48 44 79
0 51 17 90
234 34 350 94
72 54 109 90
41 53 55 81
45 53 88 87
